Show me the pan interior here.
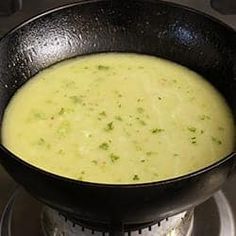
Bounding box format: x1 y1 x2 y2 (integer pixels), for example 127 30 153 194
1 52 235 184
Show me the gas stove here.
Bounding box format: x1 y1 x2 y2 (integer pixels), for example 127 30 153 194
0 188 235 236
0 0 236 236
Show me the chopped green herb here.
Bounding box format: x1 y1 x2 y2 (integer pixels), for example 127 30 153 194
33 112 47 120
211 137 222 145
117 93 123 98
200 115 210 120
191 137 196 140
173 153 179 156
58 107 65 115
77 171 85 181
200 130 204 134
139 120 146 126
115 116 123 121
187 127 197 132
105 122 114 131
218 126 224 131
140 159 146 163
97 65 110 70
135 145 142 151
99 142 109 150
58 149 64 155
38 138 45 145
69 96 82 104
118 103 122 108
151 128 165 134
92 160 98 165
137 98 143 102
173 79 177 83
110 153 120 162
99 111 107 117
191 141 197 144
158 97 162 100
133 174 140 181
146 152 153 156
137 107 145 113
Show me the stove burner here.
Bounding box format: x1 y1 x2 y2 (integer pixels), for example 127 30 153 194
1 188 235 236
41 208 193 236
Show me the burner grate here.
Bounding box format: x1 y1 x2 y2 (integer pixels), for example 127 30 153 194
41 208 194 236
0 189 235 236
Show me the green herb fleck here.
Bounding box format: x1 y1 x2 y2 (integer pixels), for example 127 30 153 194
151 128 165 134
146 152 153 156
153 173 159 177
133 174 140 181
191 141 197 144
33 112 47 120
187 127 197 132
211 137 222 145
137 98 143 102
99 111 107 117
139 120 146 126
58 107 65 115
38 138 45 145
115 116 123 121
118 103 122 108
140 159 146 163
69 96 82 104
137 107 145 113
173 153 179 156
92 160 98 165
158 97 162 100
99 142 109 150
77 171 85 181
218 126 224 131
97 65 110 70
200 130 204 134
200 115 211 120
110 153 120 162
58 149 64 155
105 122 114 131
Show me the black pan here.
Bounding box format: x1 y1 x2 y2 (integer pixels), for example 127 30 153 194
0 0 235 235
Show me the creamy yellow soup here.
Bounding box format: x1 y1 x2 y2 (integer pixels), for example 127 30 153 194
2 53 235 184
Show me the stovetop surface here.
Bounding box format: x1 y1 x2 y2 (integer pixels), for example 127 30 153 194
0 0 235 235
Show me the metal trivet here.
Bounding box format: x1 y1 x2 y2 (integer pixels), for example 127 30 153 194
41 207 194 236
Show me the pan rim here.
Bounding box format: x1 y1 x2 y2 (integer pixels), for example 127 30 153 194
0 0 235 43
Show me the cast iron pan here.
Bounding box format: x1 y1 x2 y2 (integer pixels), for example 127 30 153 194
0 0 235 235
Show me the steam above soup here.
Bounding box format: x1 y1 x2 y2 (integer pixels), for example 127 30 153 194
2 53 234 184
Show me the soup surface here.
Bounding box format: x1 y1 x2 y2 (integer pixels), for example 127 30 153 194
2 53 234 184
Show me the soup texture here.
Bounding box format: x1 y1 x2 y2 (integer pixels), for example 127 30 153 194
2 53 234 184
